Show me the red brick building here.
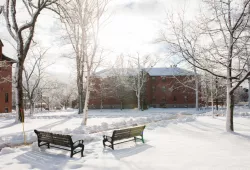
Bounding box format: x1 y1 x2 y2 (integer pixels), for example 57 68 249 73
0 40 16 113
145 67 197 108
89 67 198 109
89 72 137 109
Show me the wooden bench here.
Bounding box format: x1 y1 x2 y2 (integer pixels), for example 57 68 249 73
103 125 146 150
34 130 84 158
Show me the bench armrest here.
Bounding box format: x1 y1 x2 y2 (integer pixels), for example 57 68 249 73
103 135 112 142
73 140 84 146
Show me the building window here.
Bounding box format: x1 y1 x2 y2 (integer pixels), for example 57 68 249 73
173 96 177 102
5 108 8 113
152 86 156 92
162 96 166 101
162 76 166 82
162 86 166 92
152 77 156 81
152 96 156 101
5 93 8 103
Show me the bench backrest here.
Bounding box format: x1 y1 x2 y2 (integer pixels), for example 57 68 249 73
34 130 73 147
52 133 72 147
34 130 53 143
112 125 145 141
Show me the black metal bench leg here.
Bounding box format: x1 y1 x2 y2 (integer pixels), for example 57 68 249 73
111 142 114 150
48 143 50 148
134 137 136 142
81 145 84 157
141 135 145 143
70 149 74 158
103 140 106 148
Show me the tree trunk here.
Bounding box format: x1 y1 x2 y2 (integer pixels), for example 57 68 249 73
78 77 84 114
137 93 140 111
137 70 141 111
78 91 84 114
101 98 103 112
226 13 234 132
195 89 199 110
248 78 250 109
120 101 123 110
230 94 234 129
226 80 234 132
211 75 214 117
15 60 24 123
205 78 209 108
195 72 199 111
83 76 90 125
192 58 199 110
248 59 250 109
216 98 219 110
215 77 219 110
30 100 35 115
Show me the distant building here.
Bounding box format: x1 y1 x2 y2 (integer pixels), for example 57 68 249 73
145 67 198 108
89 67 199 109
0 40 16 113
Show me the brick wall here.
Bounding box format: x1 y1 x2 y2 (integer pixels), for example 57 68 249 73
89 74 199 109
0 44 13 113
146 75 197 108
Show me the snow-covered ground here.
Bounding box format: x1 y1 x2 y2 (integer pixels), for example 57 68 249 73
0 108 250 170
0 108 201 147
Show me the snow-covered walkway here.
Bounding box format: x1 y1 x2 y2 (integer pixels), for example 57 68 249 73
1 115 250 170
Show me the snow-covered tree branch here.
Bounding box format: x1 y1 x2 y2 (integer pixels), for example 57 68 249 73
160 0 250 131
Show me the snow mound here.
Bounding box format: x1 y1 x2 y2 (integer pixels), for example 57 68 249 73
31 142 40 151
101 122 108 131
0 147 15 155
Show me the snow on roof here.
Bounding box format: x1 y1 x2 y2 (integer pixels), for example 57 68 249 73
0 40 3 46
93 67 194 78
93 68 136 78
145 67 195 76
2 54 17 63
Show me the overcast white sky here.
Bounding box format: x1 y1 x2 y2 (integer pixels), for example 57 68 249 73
0 0 200 83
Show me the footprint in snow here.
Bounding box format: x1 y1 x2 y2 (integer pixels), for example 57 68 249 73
5 162 12 165
67 164 83 169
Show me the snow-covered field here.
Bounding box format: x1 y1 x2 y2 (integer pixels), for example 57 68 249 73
0 108 250 170
0 108 201 147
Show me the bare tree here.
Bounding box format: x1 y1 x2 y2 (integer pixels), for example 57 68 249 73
128 53 156 111
200 72 226 112
0 0 61 122
41 80 62 110
166 65 201 109
159 12 201 111
59 0 110 125
23 47 50 115
248 58 250 108
81 0 109 125
109 57 136 110
51 82 76 109
59 0 85 114
112 78 135 110
161 0 250 132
